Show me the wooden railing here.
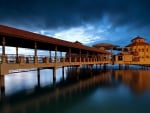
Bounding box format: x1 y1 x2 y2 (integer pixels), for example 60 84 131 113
0 54 110 64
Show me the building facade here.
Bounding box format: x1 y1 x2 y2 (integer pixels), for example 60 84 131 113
114 36 150 65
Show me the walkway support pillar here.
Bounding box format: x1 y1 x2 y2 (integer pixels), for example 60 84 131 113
2 37 7 63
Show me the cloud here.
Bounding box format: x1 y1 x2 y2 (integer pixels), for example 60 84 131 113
1 0 150 30
0 0 150 46
53 27 99 44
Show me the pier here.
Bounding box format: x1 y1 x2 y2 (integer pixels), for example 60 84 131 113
0 25 110 79
1 25 150 82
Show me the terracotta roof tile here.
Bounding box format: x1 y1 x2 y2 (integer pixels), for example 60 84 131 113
126 42 150 47
0 25 108 54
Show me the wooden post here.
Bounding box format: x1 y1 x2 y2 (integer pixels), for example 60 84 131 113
2 37 5 56
79 49 81 62
2 37 6 63
34 42 37 56
55 46 57 63
69 48 71 62
87 51 89 62
60 51 62 58
49 50 51 62
16 47 19 63
34 42 38 63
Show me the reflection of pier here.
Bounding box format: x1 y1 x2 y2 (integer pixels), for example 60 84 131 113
113 70 150 94
0 76 5 97
0 70 111 113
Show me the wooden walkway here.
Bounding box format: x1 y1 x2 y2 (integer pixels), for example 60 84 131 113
0 25 110 77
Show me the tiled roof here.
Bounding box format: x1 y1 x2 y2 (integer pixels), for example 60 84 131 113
0 25 109 54
131 36 145 42
93 43 119 50
126 42 150 47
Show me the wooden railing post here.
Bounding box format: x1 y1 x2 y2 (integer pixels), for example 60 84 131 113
19 56 24 64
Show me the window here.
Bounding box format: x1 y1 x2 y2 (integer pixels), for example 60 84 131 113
118 56 123 61
139 49 141 52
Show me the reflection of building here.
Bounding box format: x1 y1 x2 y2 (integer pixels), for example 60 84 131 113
113 70 150 94
114 36 150 65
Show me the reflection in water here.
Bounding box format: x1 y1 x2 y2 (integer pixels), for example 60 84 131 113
113 70 150 94
0 67 150 113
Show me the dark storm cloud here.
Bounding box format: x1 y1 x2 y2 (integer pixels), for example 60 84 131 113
0 0 150 29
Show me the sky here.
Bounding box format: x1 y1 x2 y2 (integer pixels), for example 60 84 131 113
0 0 150 47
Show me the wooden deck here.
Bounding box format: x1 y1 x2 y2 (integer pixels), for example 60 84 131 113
0 55 110 75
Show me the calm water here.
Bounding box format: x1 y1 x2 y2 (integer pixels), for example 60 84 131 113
1 66 150 113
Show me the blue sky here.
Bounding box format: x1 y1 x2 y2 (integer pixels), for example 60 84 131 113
0 0 150 47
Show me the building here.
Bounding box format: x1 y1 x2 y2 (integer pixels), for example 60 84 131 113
114 36 150 65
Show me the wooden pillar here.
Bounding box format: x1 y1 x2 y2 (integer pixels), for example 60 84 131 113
0 76 5 97
60 51 62 62
2 37 6 63
34 42 38 63
49 50 51 58
16 47 19 63
2 37 5 56
49 50 51 62
60 51 62 58
79 49 81 62
55 46 57 62
34 42 37 56
69 48 71 62
86 51 89 62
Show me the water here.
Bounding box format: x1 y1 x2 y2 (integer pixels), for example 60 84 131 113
1 66 150 113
